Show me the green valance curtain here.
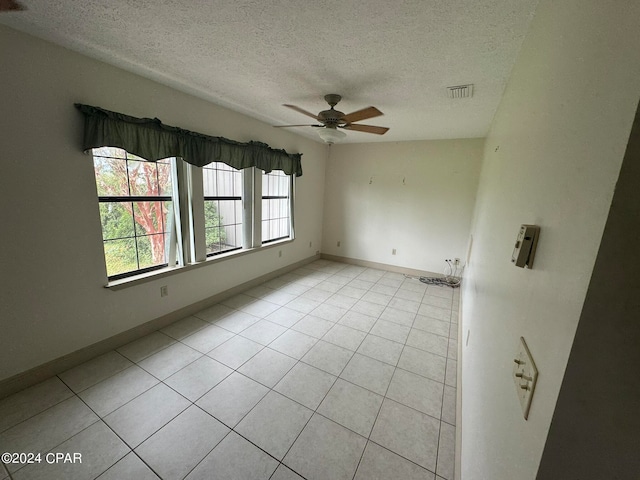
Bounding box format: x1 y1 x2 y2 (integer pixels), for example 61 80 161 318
75 104 303 176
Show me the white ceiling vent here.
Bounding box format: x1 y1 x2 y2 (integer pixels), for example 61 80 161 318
447 84 474 99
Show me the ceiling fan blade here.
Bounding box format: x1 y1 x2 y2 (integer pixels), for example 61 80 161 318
342 124 389 135
283 104 320 120
273 124 323 128
342 106 383 123
0 0 26 11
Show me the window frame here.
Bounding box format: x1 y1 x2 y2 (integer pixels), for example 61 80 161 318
261 169 295 244
202 161 244 258
92 149 182 281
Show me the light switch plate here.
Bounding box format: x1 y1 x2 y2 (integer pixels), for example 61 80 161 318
513 336 538 420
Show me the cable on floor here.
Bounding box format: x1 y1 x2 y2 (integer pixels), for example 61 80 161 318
416 259 464 288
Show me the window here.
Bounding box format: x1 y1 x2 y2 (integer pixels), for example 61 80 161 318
262 170 293 243
202 162 243 256
91 148 295 282
92 147 179 280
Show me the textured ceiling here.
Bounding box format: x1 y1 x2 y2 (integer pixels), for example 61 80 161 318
1 0 538 143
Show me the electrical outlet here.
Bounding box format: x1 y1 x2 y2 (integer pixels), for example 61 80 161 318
392 248 397 255
160 286 168 297
337 241 341 247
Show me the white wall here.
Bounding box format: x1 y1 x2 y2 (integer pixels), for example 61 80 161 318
0 26 326 382
322 140 483 273
460 1 640 479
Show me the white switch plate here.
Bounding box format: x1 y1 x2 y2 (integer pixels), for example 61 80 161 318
513 337 538 420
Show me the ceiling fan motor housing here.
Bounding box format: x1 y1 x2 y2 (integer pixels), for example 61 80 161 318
319 109 345 127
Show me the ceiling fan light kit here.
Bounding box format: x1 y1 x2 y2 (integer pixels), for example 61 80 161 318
317 127 347 144
274 94 389 143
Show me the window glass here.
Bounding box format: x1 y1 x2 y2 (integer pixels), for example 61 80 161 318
262 170 292 243
203 162 243 256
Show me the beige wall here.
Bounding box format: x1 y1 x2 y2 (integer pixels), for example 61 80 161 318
322 140 483 274
0 26 327 382
460 1 640 479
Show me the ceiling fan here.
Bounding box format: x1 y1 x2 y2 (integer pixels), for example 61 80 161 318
274 94 389 144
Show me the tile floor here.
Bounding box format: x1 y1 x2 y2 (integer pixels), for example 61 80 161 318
0 260 459 480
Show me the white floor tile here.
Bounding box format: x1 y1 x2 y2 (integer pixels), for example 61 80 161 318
286 296 321 314
193 303 234 323
413 315 450 337
271 464 306 480
104 383 190 448
240 298 281 318
325 293 358 309
264 307 306 328
386 369 444 419
309 303 348 322
370 399 439 472
196 372 268 427
117 332 175 363
388 297 421 314
355 441 435 480
239 319 287 345
180 324 235 353
442 386 456 426
437 422 456 479
160 316 209 340
207 335 264 369
212 310 260 333
221 293 255 310
78 365 159 416
338 310 377 332
283 414 366 480
185 431 278 480
7 260 457 480
235 391 313 460
445 359 457 387
96 452 160 480
274 363 337 410
422 294 453 309
418 304 451 321
370 319 411 343
339 354 395 396
0 396 98 473
59 351 133 393
337 285 367 300
398 346 447 383
12 421 129 480
322 324 367 351
237 348 297 387
379 306 416 327
291 315 334 338
0 377 73 433
317 379 383 437
164 356 232 401
136 405 229 480
137 342 202 380
301 340 354 376
269 329 318 359
406 329 449 357
351 299 386 318
357 335 404 366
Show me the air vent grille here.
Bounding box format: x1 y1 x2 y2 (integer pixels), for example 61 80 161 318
447 84 474 99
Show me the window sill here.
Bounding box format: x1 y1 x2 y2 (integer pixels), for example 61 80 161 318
105 238 294 291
